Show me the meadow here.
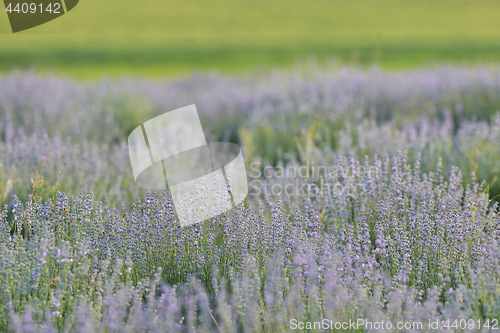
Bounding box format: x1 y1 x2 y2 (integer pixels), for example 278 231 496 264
3 0 500 78
0 64 500 331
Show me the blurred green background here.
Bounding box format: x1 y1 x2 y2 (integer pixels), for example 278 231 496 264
1 0 500 79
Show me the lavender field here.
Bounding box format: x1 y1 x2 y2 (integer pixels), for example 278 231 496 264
1 65 500 332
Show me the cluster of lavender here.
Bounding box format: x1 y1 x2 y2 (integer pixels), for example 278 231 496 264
1 65 500 331
3 66 500 207
2 153 500 331
0 131 138 208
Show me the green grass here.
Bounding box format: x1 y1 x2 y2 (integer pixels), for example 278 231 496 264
2 0 500 78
